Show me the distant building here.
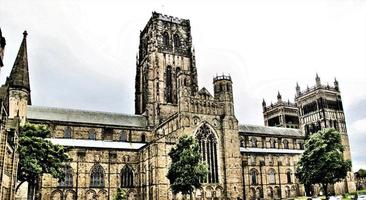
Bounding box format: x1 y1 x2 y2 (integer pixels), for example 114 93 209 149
0 12 355 200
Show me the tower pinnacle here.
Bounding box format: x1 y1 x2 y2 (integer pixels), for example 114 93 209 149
8 31 30 92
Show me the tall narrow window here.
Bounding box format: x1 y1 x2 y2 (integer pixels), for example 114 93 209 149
163 32 169 46
173 34 180 48
90 164 104 187
88 129 96 140
283 139 289 149
166 66 173 103
270 139 276 148
141 133 146 142
251 138 257 148
60 166 73 187
64 127 72 138
286 170 292 183
251 169 258 185
268 169 276 184
120 131 127 141
196 123 218 183
121 165 134 188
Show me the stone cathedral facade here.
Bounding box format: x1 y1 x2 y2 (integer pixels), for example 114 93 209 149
0 12 355 200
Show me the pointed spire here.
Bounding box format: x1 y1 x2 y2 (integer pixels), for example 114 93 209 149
277 91 282 102
8 31 30 91
296 82 301 95
262 99 266 111
315 73 321 87
0 27 5 68
334 77 339 91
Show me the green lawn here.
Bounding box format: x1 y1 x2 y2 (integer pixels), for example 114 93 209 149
294 189 366 200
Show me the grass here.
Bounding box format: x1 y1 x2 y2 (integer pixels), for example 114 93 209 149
294 189 366 200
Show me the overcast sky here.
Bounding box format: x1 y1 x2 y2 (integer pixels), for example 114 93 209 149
1 0 365 170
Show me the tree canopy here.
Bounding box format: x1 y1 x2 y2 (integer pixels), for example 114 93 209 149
17 123 71 199
167 135 208 197
296 128 351 198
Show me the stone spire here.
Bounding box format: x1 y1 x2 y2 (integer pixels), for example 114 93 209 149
334 77 339 91
277 91 282 102
296 82 301 96
262 99 266 111
315 73 321 87
8 31 30 92
0 28 6 68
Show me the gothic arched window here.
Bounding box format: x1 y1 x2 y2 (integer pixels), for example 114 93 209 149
163 32 169 46
88 129 96 140
251 137 258 148
270 139 276 148
286 169 292 183
141 133 146 142
64 127 72 138
196 123 218 183
251 169 259 185
173 34 180 48
60 166 73 187
268 169 276 184
90 164 104 187
283 139 289 149
166 66 173 103
121 165 134 188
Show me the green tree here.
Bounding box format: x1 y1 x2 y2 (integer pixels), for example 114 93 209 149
296 128 351 199
114 188 127 200
355 169 366 178
167 135 208 199
16 123 71 200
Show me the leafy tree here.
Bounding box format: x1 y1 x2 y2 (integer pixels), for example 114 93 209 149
16 123 71 200
296 128 351 199
167 135 208 199
114 188 127 200
355 169 366 178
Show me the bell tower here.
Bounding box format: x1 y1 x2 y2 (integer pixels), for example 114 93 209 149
135 12 198 127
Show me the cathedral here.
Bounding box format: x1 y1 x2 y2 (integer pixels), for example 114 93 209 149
0 12 355 200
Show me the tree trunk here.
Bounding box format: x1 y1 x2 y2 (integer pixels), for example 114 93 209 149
323 183 328 200
27 182 34 200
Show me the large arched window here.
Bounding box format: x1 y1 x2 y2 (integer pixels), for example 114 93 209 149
173 34 180 48
196 123 218 183
60 166 73 187
166 66 173 103
121 165 134 188
90 164 104 187
64 127 72 138
250 169 259 185
286 169 292 183
88 129 96 140
163 32 169 46
268 169 276 184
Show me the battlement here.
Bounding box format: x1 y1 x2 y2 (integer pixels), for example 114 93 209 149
213 75 232 82
296 84 339 97
264 101 297 111
152 12 189 24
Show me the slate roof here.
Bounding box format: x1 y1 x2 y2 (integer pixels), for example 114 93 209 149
240 147 304 154
27 105 147 128
48 138 146 150
239 124 303 137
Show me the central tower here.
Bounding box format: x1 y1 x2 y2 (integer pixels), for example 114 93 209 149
135 12 198 127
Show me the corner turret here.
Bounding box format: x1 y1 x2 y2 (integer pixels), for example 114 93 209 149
213 74 234 115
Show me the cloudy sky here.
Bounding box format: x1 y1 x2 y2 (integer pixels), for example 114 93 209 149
1 0 365 170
